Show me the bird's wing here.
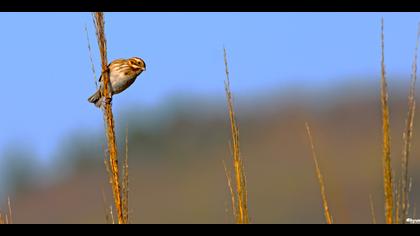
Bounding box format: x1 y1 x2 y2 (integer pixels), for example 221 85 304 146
98 59 125 82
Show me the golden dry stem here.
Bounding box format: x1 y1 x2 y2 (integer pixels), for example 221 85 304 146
93 12 125 224
223 48 249 224
223 160 237 221
369 194 377 224
380 18 394 224
122 125 130 223
395 179 401 224
0 198 12 224
399 23 420 224
305 122 333 224
101 188 115 224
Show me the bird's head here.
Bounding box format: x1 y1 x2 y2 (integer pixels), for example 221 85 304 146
128 57 146 72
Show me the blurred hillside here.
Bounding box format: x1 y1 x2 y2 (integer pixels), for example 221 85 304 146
2 79 420 223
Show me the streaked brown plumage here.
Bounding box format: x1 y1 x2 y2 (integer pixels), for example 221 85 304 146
88 57 146 108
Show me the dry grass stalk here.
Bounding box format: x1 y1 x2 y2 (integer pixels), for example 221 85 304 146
92 12 125 224
84 23 98 88
380 18 394 224
223 160 237 221
102 144 115 223
0 198 12 224
369 194 377 224
305 122 333 224
223 48 249 224
89 20 114 224
122 125 130 223
101 188 115 224
399 23 420 224
395 179 401 224
7 197 12 224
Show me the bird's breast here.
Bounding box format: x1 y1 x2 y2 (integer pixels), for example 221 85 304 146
109 70 139 94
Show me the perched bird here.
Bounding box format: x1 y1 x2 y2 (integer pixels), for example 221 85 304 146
88 57 146 108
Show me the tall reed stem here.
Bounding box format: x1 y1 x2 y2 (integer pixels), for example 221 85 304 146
380 18 394 224
399 22 420 224
305 122 333 224
223 48 249 224
93 12 125 224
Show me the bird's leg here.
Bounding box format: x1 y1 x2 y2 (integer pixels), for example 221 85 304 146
101 66 110 76
105 97 112 105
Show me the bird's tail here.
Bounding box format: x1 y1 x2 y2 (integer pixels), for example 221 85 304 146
88 89 103 108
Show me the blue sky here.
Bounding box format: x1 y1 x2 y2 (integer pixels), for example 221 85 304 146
0 12 419 164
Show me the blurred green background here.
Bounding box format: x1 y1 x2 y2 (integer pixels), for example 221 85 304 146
3 82 420 223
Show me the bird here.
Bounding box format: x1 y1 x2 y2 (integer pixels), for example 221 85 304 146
88 57 146 108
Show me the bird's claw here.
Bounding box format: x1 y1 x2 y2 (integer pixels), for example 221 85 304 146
105 97 113 104
102 66 110 75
